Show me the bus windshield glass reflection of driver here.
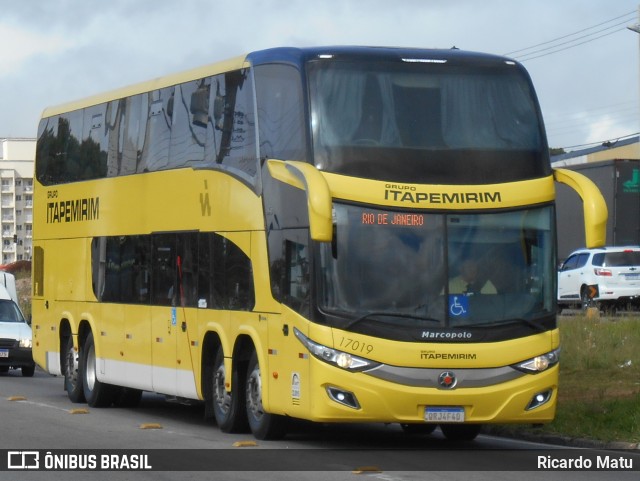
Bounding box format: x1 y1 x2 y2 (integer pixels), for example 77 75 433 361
449 259 496 295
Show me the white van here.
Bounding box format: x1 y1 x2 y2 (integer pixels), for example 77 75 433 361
0 272 34 377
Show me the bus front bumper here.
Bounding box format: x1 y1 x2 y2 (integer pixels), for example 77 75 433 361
302 360 558 425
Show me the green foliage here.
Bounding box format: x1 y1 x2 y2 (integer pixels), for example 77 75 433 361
512 316 640 444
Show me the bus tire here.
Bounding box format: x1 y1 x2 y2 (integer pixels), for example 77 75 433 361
80 331 116 407
63 335 85 403
212 348 248 433
245 351 287 440
440 423 482 441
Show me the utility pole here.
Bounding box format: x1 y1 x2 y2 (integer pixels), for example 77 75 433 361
627 5 640 159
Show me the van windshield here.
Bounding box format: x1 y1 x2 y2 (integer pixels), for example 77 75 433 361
0 300 25 323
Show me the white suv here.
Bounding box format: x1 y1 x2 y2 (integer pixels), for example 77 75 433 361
558 246 640 311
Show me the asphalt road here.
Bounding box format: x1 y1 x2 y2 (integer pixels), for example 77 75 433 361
0 367 637 481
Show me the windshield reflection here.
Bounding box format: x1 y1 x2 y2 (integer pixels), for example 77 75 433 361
308 59 548 184
318 204 555 329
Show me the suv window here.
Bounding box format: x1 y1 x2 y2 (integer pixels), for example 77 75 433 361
561 255 578 271
576 253 590 268
561 253 589 271
594 251 640 267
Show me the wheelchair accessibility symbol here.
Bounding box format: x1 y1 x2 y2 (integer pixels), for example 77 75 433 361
449 295 469 317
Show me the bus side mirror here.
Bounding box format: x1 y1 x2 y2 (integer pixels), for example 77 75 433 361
553 168 608 248
267 159 333 242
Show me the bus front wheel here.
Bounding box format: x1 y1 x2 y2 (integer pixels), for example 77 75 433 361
245 351 287 440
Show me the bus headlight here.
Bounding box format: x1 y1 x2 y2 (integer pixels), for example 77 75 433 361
513 348 560 373
294 328 380 372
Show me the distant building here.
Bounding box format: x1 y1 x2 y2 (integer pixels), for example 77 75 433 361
0 138 35 264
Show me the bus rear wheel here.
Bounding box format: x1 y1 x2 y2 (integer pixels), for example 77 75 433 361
212 349 248 433
63 335 85 403
80 331 116 407
245 351 287 440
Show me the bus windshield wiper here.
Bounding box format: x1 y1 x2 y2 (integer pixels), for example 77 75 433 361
345 311 441 331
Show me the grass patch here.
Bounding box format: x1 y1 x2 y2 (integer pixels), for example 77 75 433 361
511 315 640 444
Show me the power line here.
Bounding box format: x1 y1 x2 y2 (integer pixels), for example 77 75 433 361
557 132 640 151
504 10 636 62
517 27 628 62
504 10 635 56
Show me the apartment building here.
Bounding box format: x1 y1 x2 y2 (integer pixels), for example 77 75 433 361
0 138 35 264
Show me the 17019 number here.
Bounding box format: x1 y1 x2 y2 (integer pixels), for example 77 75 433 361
339 337 374 355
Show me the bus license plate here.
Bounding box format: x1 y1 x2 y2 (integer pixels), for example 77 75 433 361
0 349 8 358
425 407 465 423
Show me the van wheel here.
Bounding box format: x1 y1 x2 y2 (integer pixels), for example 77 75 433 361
245 351 287 440
63 335 85 403
80 331 116 407
212 349 248 433
21 364 35 377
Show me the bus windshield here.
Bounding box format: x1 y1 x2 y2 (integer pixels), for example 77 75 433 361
317 204 555 333
308 59 549 184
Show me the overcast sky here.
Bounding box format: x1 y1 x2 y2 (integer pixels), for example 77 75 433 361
1 0 639 151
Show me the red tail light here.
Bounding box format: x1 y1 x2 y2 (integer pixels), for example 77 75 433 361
594 268 612 276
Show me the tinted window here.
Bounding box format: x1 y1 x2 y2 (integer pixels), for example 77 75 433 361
81 105 108 180
36 114 84 185
591 253 604 267
603 251 640 267
255 64 306 161
94 236 150 304
576 253 590 268
92 232 254 311
308 60 549 184
151 234 176 306
210 70 258 179
561 255 579 271
170 80 209 168
36 69 259 186
139 87 175 172
105 95 146 176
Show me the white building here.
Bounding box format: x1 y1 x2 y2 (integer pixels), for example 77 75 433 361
0 138 35 264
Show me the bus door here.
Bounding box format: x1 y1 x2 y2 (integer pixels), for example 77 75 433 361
149 234 197 397
150 234 178 394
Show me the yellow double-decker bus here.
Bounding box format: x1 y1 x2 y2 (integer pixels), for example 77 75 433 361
32 46 606 441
